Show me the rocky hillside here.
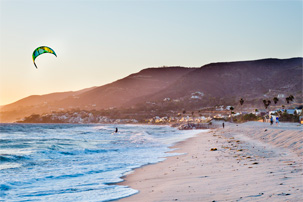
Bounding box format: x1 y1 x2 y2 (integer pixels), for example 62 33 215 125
1 58 302 122
131 58 302 106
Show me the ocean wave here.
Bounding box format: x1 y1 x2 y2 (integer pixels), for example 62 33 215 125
0 123 198 202
0 162 22 170
93 125 111 130
128 131 159 145
0 149 33 156
59 148 118 156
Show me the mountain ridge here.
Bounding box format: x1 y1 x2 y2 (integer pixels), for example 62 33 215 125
1 57 302 122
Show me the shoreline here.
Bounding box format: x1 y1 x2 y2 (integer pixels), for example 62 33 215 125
117 121 303 202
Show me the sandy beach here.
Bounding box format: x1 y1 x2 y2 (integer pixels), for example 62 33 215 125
118 121 303 202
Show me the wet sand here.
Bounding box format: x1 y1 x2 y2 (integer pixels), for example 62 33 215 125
118 121 303 202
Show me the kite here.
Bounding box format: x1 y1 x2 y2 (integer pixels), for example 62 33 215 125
32 46 57 68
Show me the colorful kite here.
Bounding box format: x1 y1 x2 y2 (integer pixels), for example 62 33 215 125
32 46 57 68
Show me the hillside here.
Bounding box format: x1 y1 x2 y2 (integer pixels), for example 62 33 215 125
0 57 302 122
54 67 195 109
0 67 194 122
130 58 302 106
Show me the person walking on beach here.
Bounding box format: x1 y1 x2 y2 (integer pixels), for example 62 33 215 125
276 117 279 125
270 116 273 125
222 122 225 129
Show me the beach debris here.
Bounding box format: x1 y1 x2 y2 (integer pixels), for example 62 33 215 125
32 46 57 68
247 193 264 198
277 192 291 196
252 162 259 165
210 148 217 151
264 129 268 132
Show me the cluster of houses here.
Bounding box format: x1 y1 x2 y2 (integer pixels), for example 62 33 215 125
19 101 302 124
148 115 212 124
22 111 139 124
269 108 302 116
148 107 303 125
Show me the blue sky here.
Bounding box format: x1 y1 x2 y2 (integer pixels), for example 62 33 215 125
0 0 302 105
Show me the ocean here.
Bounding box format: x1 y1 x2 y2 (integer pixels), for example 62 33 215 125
0 123 203 202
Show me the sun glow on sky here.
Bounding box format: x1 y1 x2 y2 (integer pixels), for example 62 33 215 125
0 0 302 106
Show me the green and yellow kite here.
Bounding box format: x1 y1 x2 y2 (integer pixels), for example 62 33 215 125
32 46 57 68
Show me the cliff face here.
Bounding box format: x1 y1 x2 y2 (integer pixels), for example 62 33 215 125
1 58 302 122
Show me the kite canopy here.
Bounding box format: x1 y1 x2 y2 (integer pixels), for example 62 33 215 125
32 46 57 68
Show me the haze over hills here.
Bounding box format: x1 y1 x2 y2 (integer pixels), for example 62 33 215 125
0 57 302 122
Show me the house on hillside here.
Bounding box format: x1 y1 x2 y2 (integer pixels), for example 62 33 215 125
254 109 267 116
191 91 204 100
270 109 302 115
215 105 224 111
163 98 171 102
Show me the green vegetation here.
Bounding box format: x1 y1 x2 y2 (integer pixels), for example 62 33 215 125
233 113 260 123
272 110 300 122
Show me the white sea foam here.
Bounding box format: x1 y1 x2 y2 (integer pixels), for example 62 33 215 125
0 149 33 156
0 163 22 170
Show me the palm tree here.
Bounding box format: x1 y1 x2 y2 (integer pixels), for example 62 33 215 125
191 111 195 122
286 95 294 104
239 98 244 106
230 106 234 122
273 97 279 104
239 98 244 114
263 100 267 107
268 100 271 107
263 99 271 109
263 99 267 108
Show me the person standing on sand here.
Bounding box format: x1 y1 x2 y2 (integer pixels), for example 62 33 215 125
276 117 279 125
222 122 225 129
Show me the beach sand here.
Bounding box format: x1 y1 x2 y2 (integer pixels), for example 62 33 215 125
118 121 303 202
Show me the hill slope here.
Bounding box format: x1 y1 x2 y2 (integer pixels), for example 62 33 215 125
0 67 194 122
1 58 302 122
130 58 302 106
55 67 195 109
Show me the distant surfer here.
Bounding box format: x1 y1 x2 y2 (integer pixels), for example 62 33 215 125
115 127 118 133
